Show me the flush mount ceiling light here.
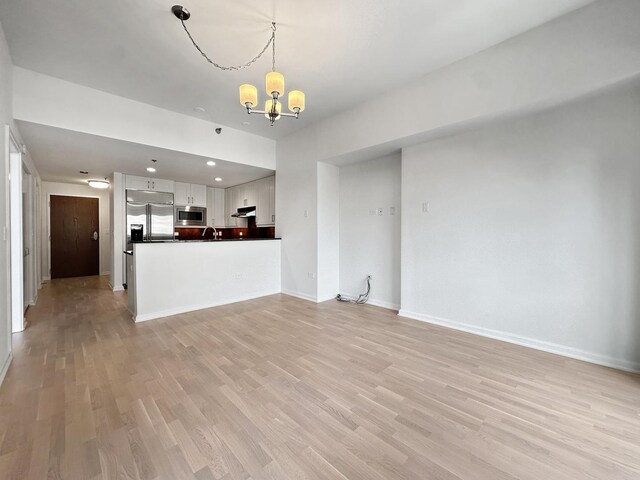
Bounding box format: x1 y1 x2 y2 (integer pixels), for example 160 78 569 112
147 167 157 173
214 177 222 182
206 161 216 166
88 180 110 189
172 5 305 127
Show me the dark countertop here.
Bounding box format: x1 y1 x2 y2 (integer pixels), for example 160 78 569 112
132 238 281 244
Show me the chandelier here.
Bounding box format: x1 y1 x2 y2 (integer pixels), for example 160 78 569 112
172 5 305 126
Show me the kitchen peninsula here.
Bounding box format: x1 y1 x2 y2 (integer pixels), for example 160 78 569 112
127 239 281 322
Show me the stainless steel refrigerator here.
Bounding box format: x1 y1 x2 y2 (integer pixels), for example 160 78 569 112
124 190 174 288
126 190 175 246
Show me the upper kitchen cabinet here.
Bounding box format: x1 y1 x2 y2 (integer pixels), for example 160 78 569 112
256 176 276 226
206 187 226 228
125 175 175 193
175 182 207 207
224 175 276 227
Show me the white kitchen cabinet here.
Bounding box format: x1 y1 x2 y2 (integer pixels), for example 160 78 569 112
125 175 175 193
224 187 237 227
190 184 207 207
266 175 276 225
224 175 276 227
150 178 175 193
125 175 151 191
174 182 190 205
174 182 207 207
206 187 226 228
255 177 269 226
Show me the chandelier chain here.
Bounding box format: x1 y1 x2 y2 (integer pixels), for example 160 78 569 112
178 18 277 72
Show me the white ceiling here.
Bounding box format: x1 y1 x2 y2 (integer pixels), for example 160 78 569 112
1 0 595 140
17 121 274 187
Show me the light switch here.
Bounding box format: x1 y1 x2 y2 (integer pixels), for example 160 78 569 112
422 202 429 213
390 207 396 216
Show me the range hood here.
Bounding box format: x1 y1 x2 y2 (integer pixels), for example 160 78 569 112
231 206 256 218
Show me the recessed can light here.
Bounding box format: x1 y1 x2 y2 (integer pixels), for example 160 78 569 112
214 177 222 182
207 161 216 166
242 121 251 126
194 106 206 113
147 167 157 173
79 170 89 175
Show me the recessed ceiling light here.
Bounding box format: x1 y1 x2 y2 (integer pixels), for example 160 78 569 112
242 121 251 126
194 106 206 113
207 161 216 166
147 167 157 173
79 170 89 175
214 177 222 182
88 180 110 189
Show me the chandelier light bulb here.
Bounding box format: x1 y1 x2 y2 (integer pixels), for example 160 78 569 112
264 99 281 120
239 84 258 108
265 72 285 97
288 90 305 113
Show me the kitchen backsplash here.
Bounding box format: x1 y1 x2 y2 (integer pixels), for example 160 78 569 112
175 226 275 240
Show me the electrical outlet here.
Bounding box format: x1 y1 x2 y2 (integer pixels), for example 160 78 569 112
376 208 383 216
304 209 308 218
422 202 429 213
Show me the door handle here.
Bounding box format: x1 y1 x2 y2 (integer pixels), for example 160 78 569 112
272 214 275 223
24 248 29 257
93 231 98 241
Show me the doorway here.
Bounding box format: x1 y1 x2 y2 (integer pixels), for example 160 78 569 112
50 195 99 278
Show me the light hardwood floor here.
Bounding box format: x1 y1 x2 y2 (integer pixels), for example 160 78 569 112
1 276 639 479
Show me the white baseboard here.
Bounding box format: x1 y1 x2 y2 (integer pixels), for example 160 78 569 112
134 290 282 323
340 292 399 311
100 271 111 276
282 289 317 303
42 275 50 282
112 285 125 292
398 310 640 374
0 353 12 387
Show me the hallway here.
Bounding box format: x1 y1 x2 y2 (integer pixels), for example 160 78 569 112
0 277 640 479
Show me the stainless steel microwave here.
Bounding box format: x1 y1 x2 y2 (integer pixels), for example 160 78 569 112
174 205 207 227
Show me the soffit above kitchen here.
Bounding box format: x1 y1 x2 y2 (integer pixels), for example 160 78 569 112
17 121 274 187
0 0 595 140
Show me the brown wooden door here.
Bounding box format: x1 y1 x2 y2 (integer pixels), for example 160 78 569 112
50 195 99 279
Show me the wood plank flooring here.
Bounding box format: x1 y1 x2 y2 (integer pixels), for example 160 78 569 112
1 276 639 479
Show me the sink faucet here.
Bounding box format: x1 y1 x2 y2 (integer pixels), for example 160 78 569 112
202 226 218 238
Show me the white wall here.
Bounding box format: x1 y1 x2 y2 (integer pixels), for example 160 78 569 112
400 82 640 372
13 68 276 170
276 0 640 304
41 181 111 279
339 153 401 309
317 162 340 301
0 21 13 382
0 22 41 379
276 133 319 301
109 172 125 291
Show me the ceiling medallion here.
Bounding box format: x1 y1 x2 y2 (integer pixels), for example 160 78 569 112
171 5 306 126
